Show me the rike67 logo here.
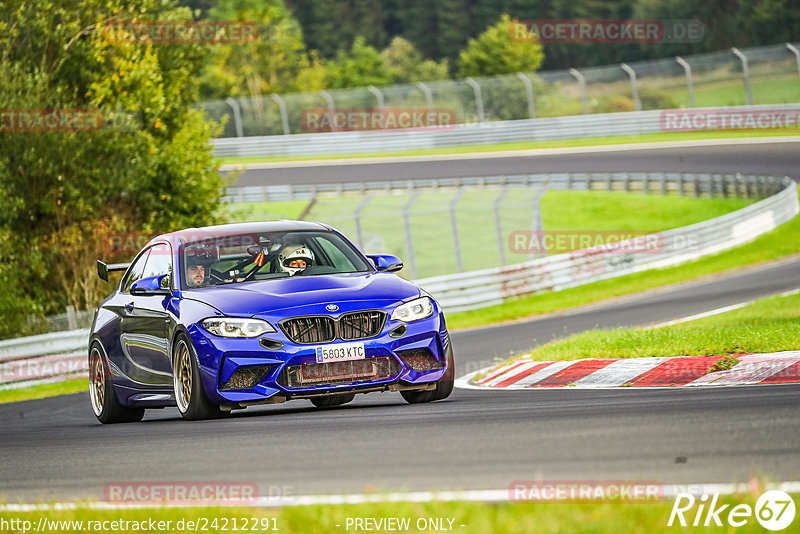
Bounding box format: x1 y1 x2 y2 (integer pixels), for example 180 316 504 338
668 490 795 530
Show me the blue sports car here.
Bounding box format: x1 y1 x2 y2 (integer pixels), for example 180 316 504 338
89 221 454 423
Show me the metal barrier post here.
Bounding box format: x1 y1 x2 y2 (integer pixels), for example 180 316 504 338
530 179 549 259
675 56 696 108
367 85 385 111
620 63 641 111
415 82 434 116
224 97 244 137
402 191 421 278
494 187 510 265
786 43 800 81
449 188 466 272
465 78 485 123
66 306 77 331
731 48 753 105
319 90 337 131
354 194 373 249
569 68 588 114
516 72 536 118
271 94 290 135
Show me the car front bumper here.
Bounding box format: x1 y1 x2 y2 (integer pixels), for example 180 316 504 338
188 304 452 406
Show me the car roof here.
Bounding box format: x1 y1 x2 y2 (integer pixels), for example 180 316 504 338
149 220 335 248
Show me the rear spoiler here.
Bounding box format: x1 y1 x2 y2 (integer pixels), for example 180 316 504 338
97 260 130 282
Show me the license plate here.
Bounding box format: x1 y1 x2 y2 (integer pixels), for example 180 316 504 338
314 342 366 364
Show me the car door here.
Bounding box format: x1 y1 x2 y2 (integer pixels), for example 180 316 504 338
118 243 174 387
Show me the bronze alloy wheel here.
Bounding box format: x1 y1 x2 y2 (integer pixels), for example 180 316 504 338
173 339 193 414
88 343 145 424
89 346 105 417
172 334 224 420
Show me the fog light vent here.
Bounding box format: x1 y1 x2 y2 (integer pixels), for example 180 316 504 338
397 349 443 372
220 365 271 390
389 325 407 338
260 338 284 351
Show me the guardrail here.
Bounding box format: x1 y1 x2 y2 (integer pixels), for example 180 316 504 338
0 329 89 389
417 175 799 313
212 104 800 158
223 171 784 203
1 173 796 389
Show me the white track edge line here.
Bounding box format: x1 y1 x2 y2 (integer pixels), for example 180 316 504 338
4 482 800 510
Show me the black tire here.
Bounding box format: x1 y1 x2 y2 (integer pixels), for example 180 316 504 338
89 344 145 424
310 393 355 408
401 347 455 404
173 334 223 421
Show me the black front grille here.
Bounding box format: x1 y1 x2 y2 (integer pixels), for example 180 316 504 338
279 311 386 344
339 311 385 340
280 316 336 344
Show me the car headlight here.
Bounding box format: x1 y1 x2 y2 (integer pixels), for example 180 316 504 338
201 317 275 338
391 297 434 323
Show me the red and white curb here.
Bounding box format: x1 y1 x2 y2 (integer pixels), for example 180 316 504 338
456 351 800 390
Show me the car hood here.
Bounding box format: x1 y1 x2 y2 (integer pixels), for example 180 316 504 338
181 272 421 316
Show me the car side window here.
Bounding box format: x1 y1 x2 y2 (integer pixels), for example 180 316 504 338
314 235 357 270
141 244 172 288
121 249 151 293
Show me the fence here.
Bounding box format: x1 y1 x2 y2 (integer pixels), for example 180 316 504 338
24 305 94 334
416 175 798 313
1 173 795 389
202 42 800 139
226 172 784 279
211 103 800 158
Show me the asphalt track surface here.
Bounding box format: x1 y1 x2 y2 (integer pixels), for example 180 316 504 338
231 139 800 186
1 141 799 502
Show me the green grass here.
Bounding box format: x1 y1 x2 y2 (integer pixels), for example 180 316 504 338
216 129 799 165
512 292 800 363
220 198 309 222
675 74 800 108
231 190 753 279
0 494 790 533
447 198 800 330
0 379 86 404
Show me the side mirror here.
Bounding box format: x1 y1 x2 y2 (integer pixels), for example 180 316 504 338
130 274 172 296
367 254 404 273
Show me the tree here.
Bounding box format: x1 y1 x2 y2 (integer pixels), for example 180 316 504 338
325 36 394 88
381 36 449 83
457 14 544 78
0 0 225 336
199 0 314 99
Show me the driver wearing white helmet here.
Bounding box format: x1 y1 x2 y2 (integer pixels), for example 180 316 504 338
277 244 314 276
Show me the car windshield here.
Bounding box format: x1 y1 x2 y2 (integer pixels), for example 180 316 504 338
179 230 372 289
